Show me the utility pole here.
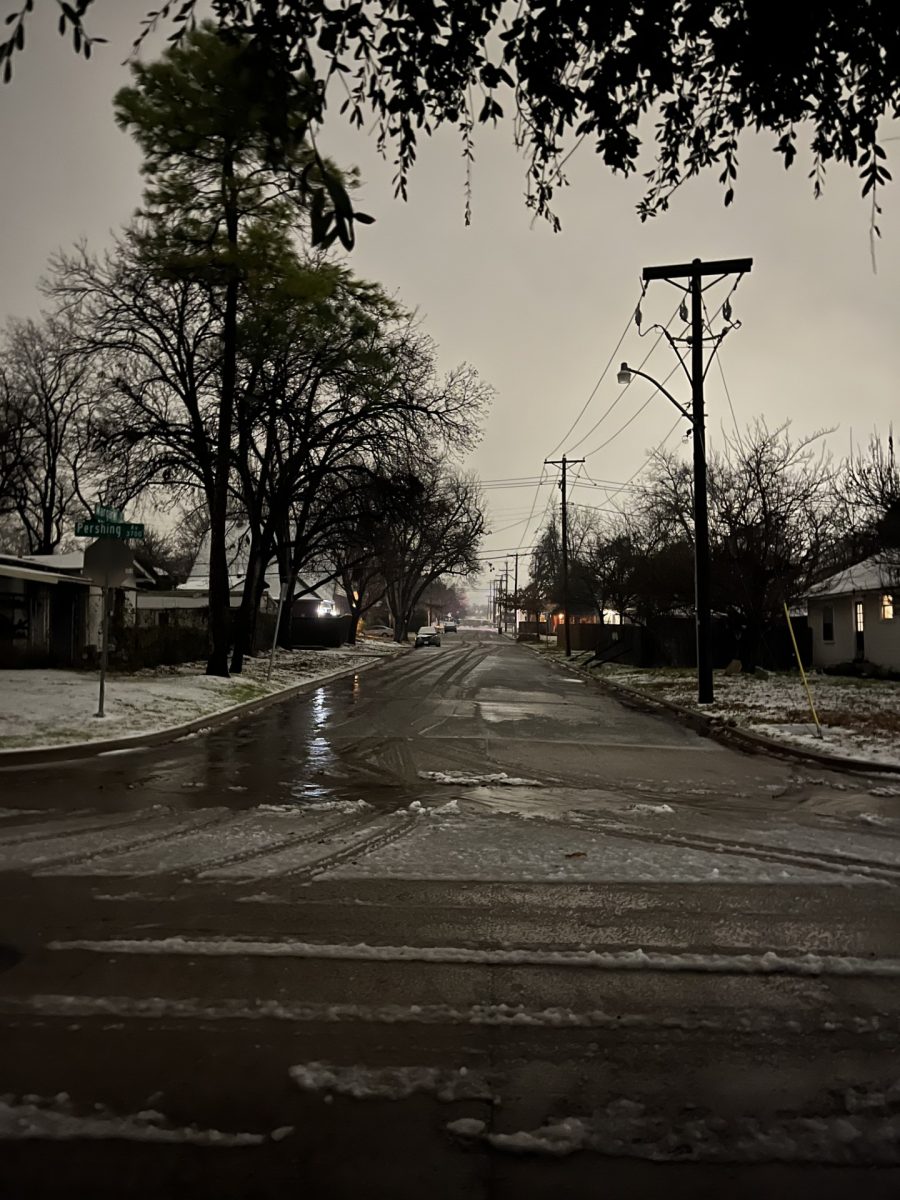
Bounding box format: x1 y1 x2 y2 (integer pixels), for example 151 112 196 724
641 256 752 704
513 551 519 637
544 453 585 658
503 560 510 633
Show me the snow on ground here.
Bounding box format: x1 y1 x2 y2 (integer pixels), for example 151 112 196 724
0 640 404 752
329 810 883 884
289 1063 491 1102
47 937 900 978
419 770 543 787
596 664 900 767
3 994 880 1033
447 1091 900 1164
0 1095 274 1145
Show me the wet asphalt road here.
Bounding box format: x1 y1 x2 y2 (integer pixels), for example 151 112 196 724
2 630 900 1197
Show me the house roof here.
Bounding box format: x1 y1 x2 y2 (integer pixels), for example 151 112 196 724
27 549 155 587
806 554 900 600
181 523 329 600
0 555 90 586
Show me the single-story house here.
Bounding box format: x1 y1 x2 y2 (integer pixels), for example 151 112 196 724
0 554 91 667
181 525 348 618
806 554 899 671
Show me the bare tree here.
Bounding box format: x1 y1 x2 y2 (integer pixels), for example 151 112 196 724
0 315 95 553
379 466 486 642
644 420 841 671
838 430 900 561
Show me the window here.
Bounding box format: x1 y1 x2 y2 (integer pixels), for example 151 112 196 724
883 593 895 621
822 605 834 642
855 600 865 633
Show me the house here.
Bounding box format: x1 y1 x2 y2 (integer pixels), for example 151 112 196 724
27 548 159 642
0 553 91 667
180 524 345 619
806 554 899 671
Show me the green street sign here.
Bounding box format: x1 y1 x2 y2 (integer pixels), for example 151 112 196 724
75 520 145 540
94 505 124 523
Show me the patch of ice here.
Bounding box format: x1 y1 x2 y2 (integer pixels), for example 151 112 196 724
624 803 675 816
859 812 889 826
289 1063 490 1101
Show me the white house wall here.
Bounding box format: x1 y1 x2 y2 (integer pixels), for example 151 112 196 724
810 591 899 670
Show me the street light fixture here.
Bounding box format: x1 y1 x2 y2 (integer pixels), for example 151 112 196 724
617 360 713 704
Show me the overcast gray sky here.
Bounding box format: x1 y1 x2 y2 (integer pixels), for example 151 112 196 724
2 2 898 605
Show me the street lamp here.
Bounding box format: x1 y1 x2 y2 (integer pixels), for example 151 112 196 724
617 361 713 704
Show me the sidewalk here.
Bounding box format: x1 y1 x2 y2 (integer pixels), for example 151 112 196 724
0 640 405 757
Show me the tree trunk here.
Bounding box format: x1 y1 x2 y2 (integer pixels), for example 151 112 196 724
206 157 239 678
346 606 360 645
229 539 264 674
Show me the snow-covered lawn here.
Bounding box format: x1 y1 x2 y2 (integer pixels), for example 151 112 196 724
596 663 900 768
0 639 404 753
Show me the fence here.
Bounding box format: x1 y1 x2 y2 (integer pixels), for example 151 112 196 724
555 615 812 670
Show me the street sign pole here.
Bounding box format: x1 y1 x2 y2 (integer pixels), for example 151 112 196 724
267 580 288 683
96 584 110 718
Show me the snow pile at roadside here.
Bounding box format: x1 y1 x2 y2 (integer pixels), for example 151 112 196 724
290 1063 491 1102
418 770 542 787
0 1094 274 1145
599 666 900 767
256 800 372 815
447 1087 900 1164
0 642 404 753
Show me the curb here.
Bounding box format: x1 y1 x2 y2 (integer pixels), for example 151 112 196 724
524 645 900 777
0 651 405 770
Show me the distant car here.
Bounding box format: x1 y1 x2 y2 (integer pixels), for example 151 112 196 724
364 625 394 639
414 625 441 648
444 621 457 633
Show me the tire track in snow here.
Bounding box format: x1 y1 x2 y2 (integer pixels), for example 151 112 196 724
569 816 900 885
184 810 379 879
29 810 231 875
2 809 161 847
210 812 422 882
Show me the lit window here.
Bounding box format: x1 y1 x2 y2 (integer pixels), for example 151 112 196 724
822 605 834 642
883 593 894 621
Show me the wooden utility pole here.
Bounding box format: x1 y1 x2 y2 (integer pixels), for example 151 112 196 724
641 256 752 703
544 454 584 658
513 551 519 637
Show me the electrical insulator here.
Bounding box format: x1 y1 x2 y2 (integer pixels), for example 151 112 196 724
634 306 642 329
723 299 732 321
679 300 688 323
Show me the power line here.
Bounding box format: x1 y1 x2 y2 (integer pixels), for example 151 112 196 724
566 300 685 454
545 283 646 459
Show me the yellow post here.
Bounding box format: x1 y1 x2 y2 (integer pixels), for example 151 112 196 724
783 601 823 739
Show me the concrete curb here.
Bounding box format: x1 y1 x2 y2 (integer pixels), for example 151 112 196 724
523 644 900 777
0 650 406 770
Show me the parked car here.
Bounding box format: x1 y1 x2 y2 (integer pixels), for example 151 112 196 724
414 625 441 648
444 621 458 633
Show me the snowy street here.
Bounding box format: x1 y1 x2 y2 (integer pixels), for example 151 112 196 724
2 630 900 1197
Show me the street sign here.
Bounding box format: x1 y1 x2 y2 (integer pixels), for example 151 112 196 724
94 505 123 523
75 519 144 540
83 538 135 590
